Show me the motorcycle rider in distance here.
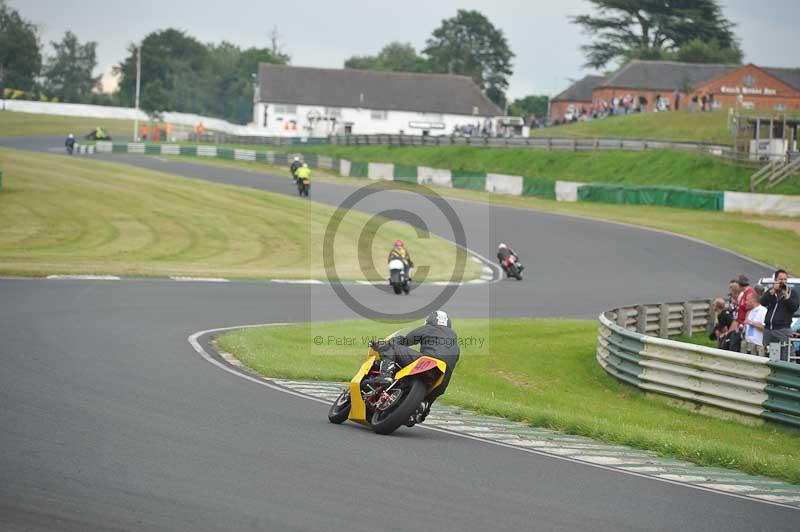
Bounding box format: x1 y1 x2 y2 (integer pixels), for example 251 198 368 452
290 156 302 183
65 133 75 155
497 242 523 277
295 163 311 196
371 310 459 424
388 239 414 283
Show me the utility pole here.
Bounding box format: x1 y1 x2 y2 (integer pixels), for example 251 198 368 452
133 46 142 141
0 64 5 111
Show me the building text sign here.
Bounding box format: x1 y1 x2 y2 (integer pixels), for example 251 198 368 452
720 86 777 96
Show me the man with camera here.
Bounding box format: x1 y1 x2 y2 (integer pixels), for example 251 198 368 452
760 269 799 346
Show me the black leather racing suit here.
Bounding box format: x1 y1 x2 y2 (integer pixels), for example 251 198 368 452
376 324 459 402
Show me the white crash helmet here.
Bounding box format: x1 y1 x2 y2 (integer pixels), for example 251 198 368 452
293 156 300 162
425 310 451 328
302 162 308 168
498 243 507 249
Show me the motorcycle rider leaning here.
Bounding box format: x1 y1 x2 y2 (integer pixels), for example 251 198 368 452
497 243 522 276
371 311 459 421
290 156 302 182
388 239 414 282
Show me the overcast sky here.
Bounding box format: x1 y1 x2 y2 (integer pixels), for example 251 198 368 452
10 0 800 100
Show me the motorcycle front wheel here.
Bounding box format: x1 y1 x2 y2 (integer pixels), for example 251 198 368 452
328 390 351 424
370 378 426 435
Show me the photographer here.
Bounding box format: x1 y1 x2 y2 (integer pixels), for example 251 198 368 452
760 269 799 346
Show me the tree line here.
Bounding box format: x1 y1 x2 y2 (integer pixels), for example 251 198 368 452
0 0 742 124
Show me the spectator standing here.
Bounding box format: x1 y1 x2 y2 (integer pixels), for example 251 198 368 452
195 122 206 136
761 269 800 346
690 94 698 112
723 279 743 351
741 291 767 356
732 275 756 332
139 124 148 141
710 298 733 348
673 88 681 111
701 94 708 112
708 91 715 111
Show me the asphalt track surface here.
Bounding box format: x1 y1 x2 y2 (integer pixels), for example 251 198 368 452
1 136 793 531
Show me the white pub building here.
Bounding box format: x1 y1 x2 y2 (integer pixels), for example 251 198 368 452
252 64 510 137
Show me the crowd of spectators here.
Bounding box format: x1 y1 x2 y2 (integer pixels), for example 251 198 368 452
711 271 799 360
540 88 720 129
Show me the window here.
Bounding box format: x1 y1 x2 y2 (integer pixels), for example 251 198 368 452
370 110 388 120
325 107 342 118
743 75 756 88
774 103 787 112
273 104 297 115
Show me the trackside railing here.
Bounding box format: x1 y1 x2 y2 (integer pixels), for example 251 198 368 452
598 301 800 428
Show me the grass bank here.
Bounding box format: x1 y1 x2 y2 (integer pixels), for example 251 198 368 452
136 152 800 274
532 110 735 144
218 318 800 483
0 148 481 281
0 110 135 138
270 144 800 195
530 109 800 145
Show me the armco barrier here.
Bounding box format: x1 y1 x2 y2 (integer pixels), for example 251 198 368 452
85 142 800 216
598 302 800 428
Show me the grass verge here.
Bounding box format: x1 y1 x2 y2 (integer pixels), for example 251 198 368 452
0 147 481 281
0 110 135 138
531 109 800 145
217 318 800 483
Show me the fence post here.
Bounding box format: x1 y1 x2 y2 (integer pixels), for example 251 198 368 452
682 301 694 337
616 307 628 328
572 138 577 152
636 305 647 334
707 302 716 334
659 303 669 338
546 138 551 151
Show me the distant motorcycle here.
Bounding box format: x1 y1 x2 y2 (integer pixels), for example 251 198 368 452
84 130 112 141
501 254 523 280
297 176 310 197
388 259 410 294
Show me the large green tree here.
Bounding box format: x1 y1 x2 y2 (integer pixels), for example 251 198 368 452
572 0 740 68
42 31 100 102
423 10 514 107
115 29 289 122
507 95 549 120
345 42 429 73
116 29 210 114
0 0 41 93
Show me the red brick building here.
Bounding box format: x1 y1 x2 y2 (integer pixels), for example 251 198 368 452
692 64 800 112
548 75 605 120
586 60 800 113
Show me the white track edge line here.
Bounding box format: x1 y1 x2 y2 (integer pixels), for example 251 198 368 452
187 323 799 512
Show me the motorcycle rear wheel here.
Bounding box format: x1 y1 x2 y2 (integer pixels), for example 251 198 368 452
328 390 351 424
371 378 426 435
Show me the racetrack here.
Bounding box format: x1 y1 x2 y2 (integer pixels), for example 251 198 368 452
1 137 792 531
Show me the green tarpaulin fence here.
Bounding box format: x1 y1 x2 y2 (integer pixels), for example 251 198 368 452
179 146 197 156
577 184 724 211
393 164 418 184
452 169 486 190
145 144 160 155
522 176 556 199
350 161 369 178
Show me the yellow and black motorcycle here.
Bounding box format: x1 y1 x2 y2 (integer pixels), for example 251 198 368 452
328 330 447 435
